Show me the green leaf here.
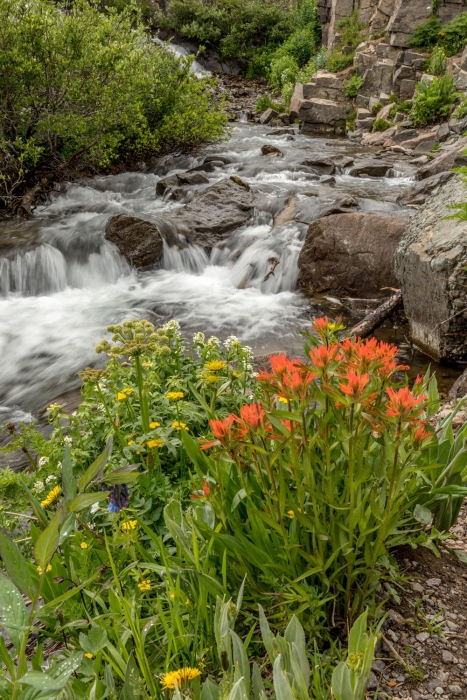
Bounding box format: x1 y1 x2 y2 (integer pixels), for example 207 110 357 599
0 531 36 599
120 653 142 700
331 662 354 700
58 512 76 546
273 655 294 700
102 465 140 485
21 482 48 527
284 615 305 651
34 507 63 568
258 604 275 663
62 445 76 500
79 626 108 655
252 663 266 700
21 652 83 691
414 503 432 525
78 439 113 492
67 492 110 513
0 572 28 653
201 678 221 700
231 630 250 696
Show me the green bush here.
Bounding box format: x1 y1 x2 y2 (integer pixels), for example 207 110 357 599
297 45 327 83
325 50 354 73
428 46 447 76
373 118 391 131
410 75 458 126
255 95 285 113
454 97 467 120
410 15 442 49
343 74 364 99
411 12 467 56
270 54 300 90
0 0 228 212
371 102 383 115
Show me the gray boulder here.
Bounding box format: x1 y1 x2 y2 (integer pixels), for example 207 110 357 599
166 178 254 248
298 213 406 298
397 171 454 206
417 143 467 179
177 172 209 186
349 160 393 177
105 215 163 268
300 157 335 175
387 0 432 47
294 195 359 225
259 108 278 124
156 174 179 196
449 368 467 399
394 177 467 361
299 98 347 136
261 144 283 157
189 161 225 173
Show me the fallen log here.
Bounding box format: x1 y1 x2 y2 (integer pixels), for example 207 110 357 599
349 289 403 339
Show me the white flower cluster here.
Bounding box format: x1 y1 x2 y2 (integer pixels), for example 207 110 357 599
38 456 49 468
33 481 45 493
193 332 205 344
64 436 72 445
163 320 181 337
206 336 220 348
46 474 57 485
224 335 240 350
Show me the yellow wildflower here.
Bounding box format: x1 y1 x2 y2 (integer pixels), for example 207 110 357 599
118 392 128 401
46 403 62 413
205 360 226 371
277 396 288 403
40 486 60 508
85 653 94 659
166 391 184 401
147 439 164 449
438 31 445 36
127 440 134 445
149 421 160 428
287 510 295 519
142 362 154 369
121 520 137 531
37 564 52 574
204 374 220 383
138 580 151 591
161 668 202 689
172 421 188 431
170 592 175 599
123 388 134 394
80 541 88 549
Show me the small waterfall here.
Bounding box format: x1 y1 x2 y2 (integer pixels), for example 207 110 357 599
163 242 209 273
0 244 67 297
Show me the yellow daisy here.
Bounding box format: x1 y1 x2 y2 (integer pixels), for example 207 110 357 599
172 421 188 431
166 391 184 401
147 439 164 448
205 360 226 371
40 486 60 508
161 668 201 689
149 421 160 428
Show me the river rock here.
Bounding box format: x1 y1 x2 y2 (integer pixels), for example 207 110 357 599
189 160 225 173
449 368 467 399
261 144 283 157
259 108 278 124
396 171 455 206
105 214 163 268
417 142 467 179
361 127 397 147
394 177 467 361
177 172 209 186
299 98 347 136
294 195 358 225
300 157 335 175
349 160 393 177
402 132 439 151
166 178 254 248
156 174 179 196
204 155 233 165
298 213 406 298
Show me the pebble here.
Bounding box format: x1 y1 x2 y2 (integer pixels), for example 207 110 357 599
448 684 463 695
426 578 442 587
442 650 455 664
416 632 430 642
412 582 425 593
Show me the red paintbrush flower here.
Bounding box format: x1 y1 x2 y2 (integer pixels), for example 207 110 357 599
202 479 211 496
237 403 266 432
282 369 317 400
386 387 427 421
309 344 341 371
412 426 433 448
339 369 370 401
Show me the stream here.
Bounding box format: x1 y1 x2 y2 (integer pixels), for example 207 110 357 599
0 121 461 426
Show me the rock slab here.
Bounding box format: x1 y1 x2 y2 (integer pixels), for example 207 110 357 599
105 214 163 268
298 213 406 298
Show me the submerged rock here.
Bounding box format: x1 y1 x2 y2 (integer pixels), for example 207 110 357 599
298 213 406 298
395 177 467 361
165 178 254 248
261 144 283 157
105 214 163 268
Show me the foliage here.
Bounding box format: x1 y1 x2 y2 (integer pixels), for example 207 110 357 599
372 102 383 116
411 12 467 56
296 46 328 83
343 75 364 99
325 11 366 73
428 46 447 76
373 118 392 132
0 0 228 211
182 318 465 628
270 55 300 91
255 96 286 114
325 50 354 73
410 75 458 126
454 96 467 120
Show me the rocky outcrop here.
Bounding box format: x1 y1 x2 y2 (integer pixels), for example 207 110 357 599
294 195 359 224
105 214 164 268
298 213 406 298
417 142 467 179
165 178 254 248
298 71 350 135
397 171 455 206
394 177 467 361
348 160 393 177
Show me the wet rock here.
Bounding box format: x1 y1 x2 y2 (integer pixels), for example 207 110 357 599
361 127 397 146
261 144 283 157
298 213 406 298
300 157 335 175
349 160 393 177
417 143 467 179
177 172 209 186
394 177 467 361
397 171 454 206
384 128 419 147
259 108 278 124
273 196 298 229
449 369 467 399
166 178 254 248
294 195 358 225
156 174 179 196
170 188 187 202
269 128 294 136
229 175 250 191
105 214 163 268
204 155 233 165
189 160 225 173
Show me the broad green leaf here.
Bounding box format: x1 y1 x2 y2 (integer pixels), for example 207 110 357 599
331 662 354 700
232 630 250 696
21 652 83 691
102 467 140 485
201 677 221 700
21 482 48 527
67 492 109 513
273 655 294 700
284 615 305 651
252 663 265 700
226 678 247 700
0 572 28 653
62 445 76 500
79 626 108 655
348 610 369 654
120 653 142 700
413 504 432 525
34 507 63 568
0 531 36 599
79 439 113 492
58 512 76 546
258 604 275 663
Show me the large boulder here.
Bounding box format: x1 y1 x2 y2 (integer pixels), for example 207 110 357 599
289 83 304 122
396 171 455 206
105 214 163 268
394 177 467 362
294 195 359 225
299 98 347 136
348 160 393 177
166 178 254 248
298 213 407 298
417 141 467 179
302 71 347 103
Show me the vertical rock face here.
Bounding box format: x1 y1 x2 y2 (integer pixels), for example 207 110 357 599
394 179 467 362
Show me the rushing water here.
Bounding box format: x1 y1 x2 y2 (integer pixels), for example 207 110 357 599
0 121 449 422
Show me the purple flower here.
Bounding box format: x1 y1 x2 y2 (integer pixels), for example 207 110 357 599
103 484 130 513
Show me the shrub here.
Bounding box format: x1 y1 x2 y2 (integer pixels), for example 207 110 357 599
270 53 300 90
410 15 442 49
325 11 366 73
325 50 354 73
255 95 285 113
410 75 458 126
297 45 328 83
411 12 467 56
371 102 383 115
343 74 364 99
0 0 228 212
373 118 391 131
183 319 467 628
428 46 447 76
454 97 467 120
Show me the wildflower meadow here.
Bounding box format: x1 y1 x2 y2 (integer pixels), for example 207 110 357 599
1 317 466 699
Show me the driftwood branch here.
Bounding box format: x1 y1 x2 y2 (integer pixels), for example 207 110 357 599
349 290 403 339
263 257 280 281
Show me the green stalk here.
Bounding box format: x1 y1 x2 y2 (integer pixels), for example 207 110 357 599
134 354 150 434
12 574 44 700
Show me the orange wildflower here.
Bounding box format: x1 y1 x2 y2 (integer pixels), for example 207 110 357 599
386 387 427 422
339 370 370 401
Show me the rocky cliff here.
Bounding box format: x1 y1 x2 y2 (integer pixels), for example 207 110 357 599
319 0 467 49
